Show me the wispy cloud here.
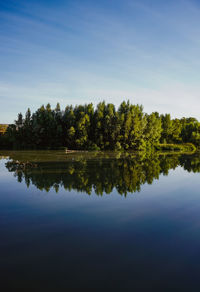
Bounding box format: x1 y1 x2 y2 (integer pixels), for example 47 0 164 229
1 0 200 122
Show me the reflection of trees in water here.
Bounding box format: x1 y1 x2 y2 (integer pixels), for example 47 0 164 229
5 154 199 196
179 155 200 173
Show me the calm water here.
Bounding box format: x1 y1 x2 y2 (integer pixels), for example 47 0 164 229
1 151 200 291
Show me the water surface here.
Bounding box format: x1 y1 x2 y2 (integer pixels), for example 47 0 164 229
1 151 200 291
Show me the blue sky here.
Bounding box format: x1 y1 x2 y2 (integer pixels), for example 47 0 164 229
1 0 200 123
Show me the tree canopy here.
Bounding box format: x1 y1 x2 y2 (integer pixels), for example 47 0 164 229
0 101 200 150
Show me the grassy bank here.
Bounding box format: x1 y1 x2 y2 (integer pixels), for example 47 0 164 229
155 143 196 153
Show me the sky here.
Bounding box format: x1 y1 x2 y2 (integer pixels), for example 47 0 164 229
1 0 200 123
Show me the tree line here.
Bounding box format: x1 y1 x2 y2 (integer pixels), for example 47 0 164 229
0 101 200 150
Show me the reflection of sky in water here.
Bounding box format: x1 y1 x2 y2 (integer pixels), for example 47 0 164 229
1 160 200 220
1 157 200 290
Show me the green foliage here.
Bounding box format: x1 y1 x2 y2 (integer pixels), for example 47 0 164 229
1 101 200 150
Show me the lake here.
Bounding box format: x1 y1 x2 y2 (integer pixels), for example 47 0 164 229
1 150 200 291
